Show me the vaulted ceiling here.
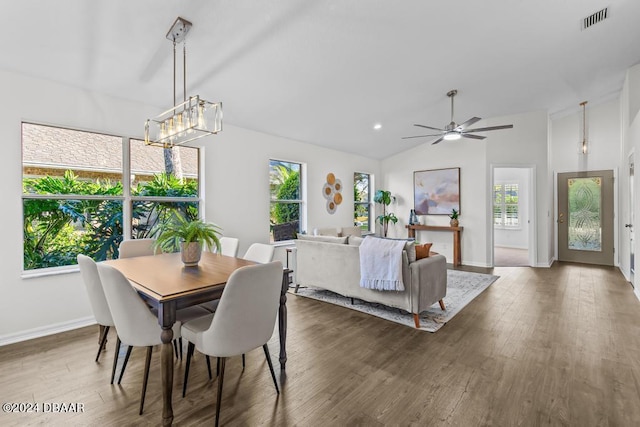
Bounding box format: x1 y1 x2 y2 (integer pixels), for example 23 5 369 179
3 1 640 159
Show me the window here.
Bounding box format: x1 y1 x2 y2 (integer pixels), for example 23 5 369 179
493 183 519 228
22 123 200 271
270 160 302 242
354 172 371 232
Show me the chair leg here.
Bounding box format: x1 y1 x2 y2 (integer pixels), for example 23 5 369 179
173 340 179 359
217 357 220 377
96 325 110 362
118 345 133 384
139 346 153 415
110 337 121 385
439 299 446 311
215 357 227 427
263 344 280 394
413 313 420 329
179 337 183 360
206 355 213 380
183 342 195 398
242 353 246 370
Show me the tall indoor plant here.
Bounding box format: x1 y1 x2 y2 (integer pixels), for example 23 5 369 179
374 189 398 237
153 215 222 266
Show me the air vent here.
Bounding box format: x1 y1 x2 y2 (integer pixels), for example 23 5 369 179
582 7 608 30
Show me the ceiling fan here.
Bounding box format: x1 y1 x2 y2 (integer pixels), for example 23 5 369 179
402 89 513 145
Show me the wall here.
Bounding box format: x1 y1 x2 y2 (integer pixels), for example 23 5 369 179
0 69 379 343
494 168 529 249
381 110 549 267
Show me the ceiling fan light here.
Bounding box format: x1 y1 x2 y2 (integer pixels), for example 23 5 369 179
443 132 461 141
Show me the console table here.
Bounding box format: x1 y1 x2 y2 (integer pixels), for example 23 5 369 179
406 225 463 267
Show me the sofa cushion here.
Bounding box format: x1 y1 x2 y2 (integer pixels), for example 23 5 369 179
298 234 348 244
348 235 365 246
314 227 340 237
340 226 362 237
415 243 433 260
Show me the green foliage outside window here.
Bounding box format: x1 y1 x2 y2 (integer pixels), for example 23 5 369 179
23 170 198 270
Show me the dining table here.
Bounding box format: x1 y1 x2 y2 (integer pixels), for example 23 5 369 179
104 251 291 426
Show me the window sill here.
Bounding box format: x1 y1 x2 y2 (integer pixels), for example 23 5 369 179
22 264 79 279
493 226 522 231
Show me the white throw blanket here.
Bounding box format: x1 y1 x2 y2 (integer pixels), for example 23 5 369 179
359 237 406 291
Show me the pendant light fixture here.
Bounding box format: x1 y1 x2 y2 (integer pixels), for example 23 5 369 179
144 17 222 148
579 101 588 155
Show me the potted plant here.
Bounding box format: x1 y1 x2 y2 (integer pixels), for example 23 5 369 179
374 190 398 237
153 214 222 266
449 208 459 227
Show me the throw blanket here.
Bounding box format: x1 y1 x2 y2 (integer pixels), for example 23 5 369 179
359 237 406 291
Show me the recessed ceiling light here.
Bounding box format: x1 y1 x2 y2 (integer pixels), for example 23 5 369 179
373 123 382 130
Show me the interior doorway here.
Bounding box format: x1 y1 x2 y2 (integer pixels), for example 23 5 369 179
492 166 535 267
557 170 614 266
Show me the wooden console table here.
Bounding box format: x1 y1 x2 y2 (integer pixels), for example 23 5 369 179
406 225 463 267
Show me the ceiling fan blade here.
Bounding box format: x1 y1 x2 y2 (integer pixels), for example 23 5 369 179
431 137 445 145
465 124 514 133
461 133 486 140
455 117 481 131
414 124 445 132
402 134 442 140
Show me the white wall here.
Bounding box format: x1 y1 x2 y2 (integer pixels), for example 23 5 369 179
381 110 549 267
0 69 379 343
494 168 529 249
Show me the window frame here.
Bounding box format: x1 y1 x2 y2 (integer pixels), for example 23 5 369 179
354 172 372 233
269 159 305 243
21 122 202 275
493 181 520 230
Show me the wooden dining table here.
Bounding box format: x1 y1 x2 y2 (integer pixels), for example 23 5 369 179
105 251 291 426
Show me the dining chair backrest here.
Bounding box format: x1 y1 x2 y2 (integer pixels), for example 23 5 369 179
77 254 113 327
201 261 283 357
219 237 240 257
97 263 179 346
242 243 275 264
118 238 158 259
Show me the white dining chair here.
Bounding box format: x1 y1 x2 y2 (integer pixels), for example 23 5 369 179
181 261 284 427
97 263 183 415
77 254 123 384
242 243 275 263
118 238 158 258
219 236 240 257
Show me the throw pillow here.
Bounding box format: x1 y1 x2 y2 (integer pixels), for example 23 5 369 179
297 234 348 244
415 243 433 260
375 236 416 263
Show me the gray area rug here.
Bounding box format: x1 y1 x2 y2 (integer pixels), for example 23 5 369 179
291 269 499 332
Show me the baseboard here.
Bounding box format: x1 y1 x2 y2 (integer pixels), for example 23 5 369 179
635 287 640 302
462 261 493 268
0 316 96 347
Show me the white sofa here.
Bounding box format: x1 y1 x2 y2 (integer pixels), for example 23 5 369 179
294 235 447 328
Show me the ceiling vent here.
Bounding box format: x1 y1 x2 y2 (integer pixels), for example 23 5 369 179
582 7 608 30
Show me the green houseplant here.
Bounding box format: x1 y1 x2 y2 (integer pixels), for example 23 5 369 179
449 208 459 227
153 215 222 266
374 190 398 237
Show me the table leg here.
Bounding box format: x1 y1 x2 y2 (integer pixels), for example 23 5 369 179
278 270 289 369
158 302 176 426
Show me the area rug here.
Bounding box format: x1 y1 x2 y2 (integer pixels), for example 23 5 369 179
291 269 499 332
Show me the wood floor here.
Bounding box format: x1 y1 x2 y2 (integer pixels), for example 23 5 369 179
2 262 640 426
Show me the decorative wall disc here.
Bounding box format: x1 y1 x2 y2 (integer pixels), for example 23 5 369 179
323 173 343 214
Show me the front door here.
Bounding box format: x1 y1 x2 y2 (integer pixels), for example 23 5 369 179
558 170 614 266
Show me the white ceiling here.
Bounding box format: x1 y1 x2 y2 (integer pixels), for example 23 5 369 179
3 1 640 159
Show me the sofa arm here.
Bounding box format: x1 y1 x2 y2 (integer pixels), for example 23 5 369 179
409 254 447 313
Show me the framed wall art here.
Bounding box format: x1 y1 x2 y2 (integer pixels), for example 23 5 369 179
414 167 460 215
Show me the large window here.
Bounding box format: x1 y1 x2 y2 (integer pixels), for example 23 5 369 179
269 159 303 242
354 172 371 232
493 183 519 228
22 123 200 271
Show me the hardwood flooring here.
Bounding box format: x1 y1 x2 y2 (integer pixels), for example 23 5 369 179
2 262 640 426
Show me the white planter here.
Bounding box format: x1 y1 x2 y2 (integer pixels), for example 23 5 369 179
180 241 202 266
